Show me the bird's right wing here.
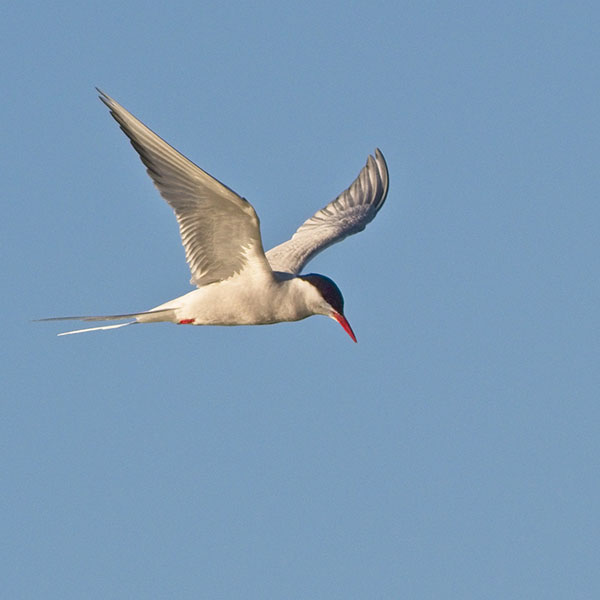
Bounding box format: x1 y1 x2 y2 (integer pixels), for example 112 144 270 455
266 149 389 275
98 89 270 287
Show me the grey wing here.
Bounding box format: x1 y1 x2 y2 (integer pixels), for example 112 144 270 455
98 89 269 287
266 149 389 274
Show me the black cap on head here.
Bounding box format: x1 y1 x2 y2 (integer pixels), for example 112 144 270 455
301 274 345 314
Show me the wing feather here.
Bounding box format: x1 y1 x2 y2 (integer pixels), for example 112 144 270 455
266 149 389 274
97 89 269 286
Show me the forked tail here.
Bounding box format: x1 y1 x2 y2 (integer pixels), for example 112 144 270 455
35 308 177 336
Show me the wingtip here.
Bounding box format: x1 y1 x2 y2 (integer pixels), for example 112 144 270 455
373 148 389 199
96 87 114 109
370 149 387 177
374 148 386 166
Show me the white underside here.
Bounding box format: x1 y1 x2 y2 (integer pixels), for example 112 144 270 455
51 260 333 336
140 271 324 326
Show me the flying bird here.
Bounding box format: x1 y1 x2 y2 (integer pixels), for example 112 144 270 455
40 90 389 340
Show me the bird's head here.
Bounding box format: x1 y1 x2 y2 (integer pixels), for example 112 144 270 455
300 274 357 343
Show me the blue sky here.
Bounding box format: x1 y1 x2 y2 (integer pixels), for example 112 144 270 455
3 1 599 598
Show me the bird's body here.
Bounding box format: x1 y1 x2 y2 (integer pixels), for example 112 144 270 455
142 272 328 327
41 90 389 340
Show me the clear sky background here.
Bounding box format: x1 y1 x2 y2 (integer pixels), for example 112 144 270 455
2 2 599 598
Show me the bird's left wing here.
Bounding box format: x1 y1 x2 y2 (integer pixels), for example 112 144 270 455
266 149 389 275
98 89 271 287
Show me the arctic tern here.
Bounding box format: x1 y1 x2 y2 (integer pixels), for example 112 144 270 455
40 90 389 340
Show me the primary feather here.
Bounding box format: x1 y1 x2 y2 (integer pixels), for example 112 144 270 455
266 149 389 274
97 89 267 287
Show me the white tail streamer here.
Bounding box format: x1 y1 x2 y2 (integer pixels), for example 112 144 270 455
57 322 136 336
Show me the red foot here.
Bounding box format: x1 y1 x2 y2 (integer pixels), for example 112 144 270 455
178 319 194 324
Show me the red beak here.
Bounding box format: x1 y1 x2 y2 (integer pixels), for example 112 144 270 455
333 312 357 343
